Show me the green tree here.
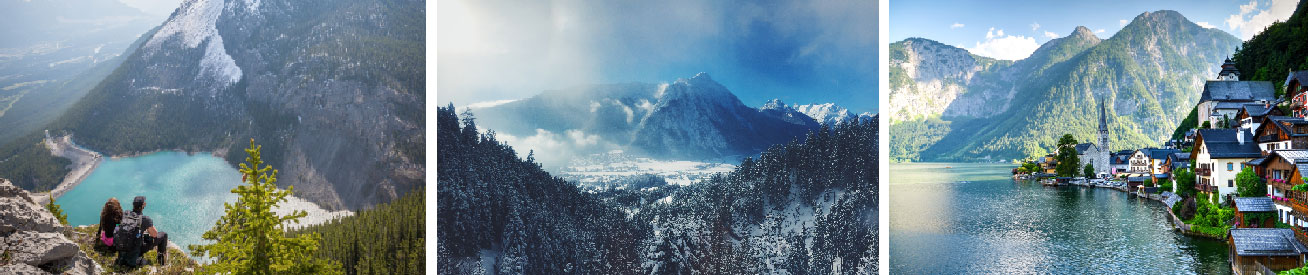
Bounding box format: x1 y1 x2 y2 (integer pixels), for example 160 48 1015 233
190 139 342 274
1083 164 1095 178
1144 178 1154 188
1236 167 1267 197
1202 121 1212 129
45 197 67 225
1055 134 1080 177
1174 168 1196 198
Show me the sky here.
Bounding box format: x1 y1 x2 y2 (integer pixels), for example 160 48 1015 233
891 0 1297 61
437 0 879 114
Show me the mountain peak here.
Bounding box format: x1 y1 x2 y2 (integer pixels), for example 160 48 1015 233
692 72 712 81
761 98 788 110
1072 26 1095 37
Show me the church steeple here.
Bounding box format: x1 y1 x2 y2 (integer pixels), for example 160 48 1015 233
1098 97 1109 151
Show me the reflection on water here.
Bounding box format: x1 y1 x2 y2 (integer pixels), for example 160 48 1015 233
890 163 1231 274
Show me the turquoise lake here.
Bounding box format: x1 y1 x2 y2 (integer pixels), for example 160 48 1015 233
55 151 241 255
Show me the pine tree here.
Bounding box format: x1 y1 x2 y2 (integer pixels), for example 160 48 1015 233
45 197 67 225
190 139 342 274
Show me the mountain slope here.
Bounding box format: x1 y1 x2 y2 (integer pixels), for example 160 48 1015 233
890 10 1241 162
43 0 425 210
471 73 817 165
1232 0 1308 84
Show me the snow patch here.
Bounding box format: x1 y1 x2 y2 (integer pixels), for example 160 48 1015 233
463 99 520 111
147 0 242 86
272 194 355 230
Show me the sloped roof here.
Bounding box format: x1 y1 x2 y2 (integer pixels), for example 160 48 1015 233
1243 103 1273 117
1286 70 1308 89
1215 101 1250 110
1230 228 1308 257
1197 129 1261 158
1163 192 1181 208
1274 150 1308 164
1075 143 1095 154
1234 197 1275 212
1201 81 1275 102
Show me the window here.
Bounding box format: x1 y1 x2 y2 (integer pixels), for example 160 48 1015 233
1227 163 1234 171
1229 179 1234 187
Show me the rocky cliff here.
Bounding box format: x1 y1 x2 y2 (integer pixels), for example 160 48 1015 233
0 179 100 275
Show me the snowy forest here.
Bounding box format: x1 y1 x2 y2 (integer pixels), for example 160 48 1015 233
436 104 877 274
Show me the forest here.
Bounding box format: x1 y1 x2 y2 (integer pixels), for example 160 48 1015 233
436 103 877 274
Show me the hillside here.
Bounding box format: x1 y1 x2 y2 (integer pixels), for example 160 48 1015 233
889 10 1241 162
1232 0 1308 86
15 0 425 210
291 187 424 274
436 105 877 274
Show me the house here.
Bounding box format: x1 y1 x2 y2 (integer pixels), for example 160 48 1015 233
1228 228 1308 274
1111 150 1133 175
1286 70 1308 118
1164 152 1191 192
1197 78 1276 128
1234 197 1277 228
1193 129 1262 203
1254 116 1308 154
1039 154 1057 174
1236 102 1283 131
1254 149 1308 226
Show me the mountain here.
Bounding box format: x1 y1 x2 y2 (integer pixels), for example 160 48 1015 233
889 10 1242 162
471 73 817 164
436 106 877 274
28 0 425 210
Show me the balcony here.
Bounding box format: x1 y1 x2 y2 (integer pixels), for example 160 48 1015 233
1292 191 1308 219
1295 227 1308 249
1196 168 1211 176
1196 184 1217 193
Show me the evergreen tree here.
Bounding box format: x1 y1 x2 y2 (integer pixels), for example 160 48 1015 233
1083 164 1095 178
190 139 341 274
1055 134 1080 177
45 197 67 225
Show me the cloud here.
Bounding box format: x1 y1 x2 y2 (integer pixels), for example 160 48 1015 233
1030 22 1040 31
1225 0 1296 40
951 22 965 29
1196 21 1216 28
968 28 1040 60
1043 31 1059 39
494 128 620 169
1095 29 1106 34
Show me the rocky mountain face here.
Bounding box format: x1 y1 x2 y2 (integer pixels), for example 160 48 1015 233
47 0 425 210
0 179 100 275
472 73 819 163
889 10 1241 162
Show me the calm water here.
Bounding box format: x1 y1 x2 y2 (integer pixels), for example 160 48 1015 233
56 152 241 255
890 163 1231 274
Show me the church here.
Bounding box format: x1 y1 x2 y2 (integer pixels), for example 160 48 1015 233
1075 99 1112 177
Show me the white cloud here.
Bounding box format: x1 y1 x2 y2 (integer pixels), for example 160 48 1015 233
1225 0 1296 40
968 28 1040 60
495 128 619 168
1196 21 1216 28
951 22 965 29
1119 19 1129 27
1043 31 1059 39
1095 29 1106 34
1030 22 1040 31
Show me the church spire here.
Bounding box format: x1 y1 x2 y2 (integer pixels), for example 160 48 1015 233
1098 97 1109 151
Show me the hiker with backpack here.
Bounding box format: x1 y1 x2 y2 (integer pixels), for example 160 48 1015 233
114 196 169 268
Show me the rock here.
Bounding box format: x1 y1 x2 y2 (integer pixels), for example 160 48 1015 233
0 178 102 275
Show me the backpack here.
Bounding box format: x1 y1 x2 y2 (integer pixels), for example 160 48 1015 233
115 212 143 254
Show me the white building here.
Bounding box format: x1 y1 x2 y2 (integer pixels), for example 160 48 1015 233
1192 128 1262 203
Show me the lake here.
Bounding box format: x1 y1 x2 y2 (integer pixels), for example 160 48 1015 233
890 162 1232 274
55 152 241 256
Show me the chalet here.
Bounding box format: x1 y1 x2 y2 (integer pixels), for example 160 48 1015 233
1198 79 1276 128
1255 149 1308 226
1039 154 1057 174
1286 70 1308 118
1228 228 1308 274
1236 102 1283 130
1254 116 1308 154
1234 197 1277 228
1193 129 1261 203
1111 150 1133 175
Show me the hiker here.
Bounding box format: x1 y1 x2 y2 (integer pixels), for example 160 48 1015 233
97 197 123 249
114 196 169 267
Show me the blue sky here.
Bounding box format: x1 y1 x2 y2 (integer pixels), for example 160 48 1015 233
437 0 879 114
891 0 1297 60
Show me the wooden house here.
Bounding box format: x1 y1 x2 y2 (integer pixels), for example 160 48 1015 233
1228 228 1308 274
1234 197 1277 228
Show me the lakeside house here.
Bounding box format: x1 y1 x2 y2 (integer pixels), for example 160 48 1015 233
1234 197 1276 228
1228 228 1308 274
1254 116 1308 153
1193 129 1261 203
1163 152 1190 192
1237 102 1283 132
1286 70 1308 117
1111 150 1133 175
1254 149 1308 227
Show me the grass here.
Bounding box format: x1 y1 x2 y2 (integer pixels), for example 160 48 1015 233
71 225 198 274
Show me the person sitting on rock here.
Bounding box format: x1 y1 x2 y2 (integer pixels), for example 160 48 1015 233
114 196 169 267
96 197 123 250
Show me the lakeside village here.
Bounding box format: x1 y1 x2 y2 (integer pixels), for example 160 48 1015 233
1016 60 1308 274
